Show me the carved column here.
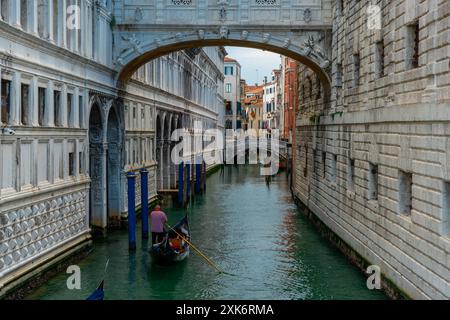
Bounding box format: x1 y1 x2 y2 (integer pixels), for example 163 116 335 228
73 87 80 128
75 139 80 178
46 80 54 126
171 142 177 189
30 76 39 126
165 141 171 189
156 139 163 190
10 71 21 126
89 132 108 229
45 0 54 43
58 0 67 48
0 67 2 126
80 0 86 56
161 141 167 189
61 83 68 127
73 0 80 53
9 0 21 29
93 4 99 61
28 0 39 36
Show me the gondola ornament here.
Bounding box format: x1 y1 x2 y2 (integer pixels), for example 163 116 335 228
86 259 109 301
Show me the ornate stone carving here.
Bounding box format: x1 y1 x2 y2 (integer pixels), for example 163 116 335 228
134 7 143 22
0 192 87 274
116 57 125 66
89 124 103 143
241 30 249 40
217 1 229 22
304 8 312 23
121 34 143 55
219 7 227 22
301 35 330 69
283 38 291 48
219 26 229 39
197 29 205 39
262 33 271 43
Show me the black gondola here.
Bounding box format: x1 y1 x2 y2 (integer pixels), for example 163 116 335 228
149 215 190 264
86 280 105 301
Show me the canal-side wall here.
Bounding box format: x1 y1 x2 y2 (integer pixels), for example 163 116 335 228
293 0 450 299
0 235 92 300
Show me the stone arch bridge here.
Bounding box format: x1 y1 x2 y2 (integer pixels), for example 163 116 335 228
111 0 333 192
113 0 333 95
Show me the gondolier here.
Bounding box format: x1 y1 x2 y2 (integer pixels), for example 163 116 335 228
150 215 191 264
150 205 168 245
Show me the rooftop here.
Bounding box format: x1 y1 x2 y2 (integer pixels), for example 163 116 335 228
244 85 264 94
224 56 238 63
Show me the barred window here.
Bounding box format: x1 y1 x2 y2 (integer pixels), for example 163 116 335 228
375 39 385 79
406 22 420 69
255 0 277 5
398 170 412 216
353 53 361 87
171 0 192 5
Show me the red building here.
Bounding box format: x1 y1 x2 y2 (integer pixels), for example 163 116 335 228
282 57 299 143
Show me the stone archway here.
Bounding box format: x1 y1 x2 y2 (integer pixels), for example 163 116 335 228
115 32 332 101
156 114 163 190
170 115 178 189
88 102 106 229
163 115 170 189
106 108 121 228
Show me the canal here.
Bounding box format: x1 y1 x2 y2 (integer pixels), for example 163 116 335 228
27 165 387 300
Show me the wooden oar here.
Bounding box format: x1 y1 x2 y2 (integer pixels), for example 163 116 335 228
165 223 224 274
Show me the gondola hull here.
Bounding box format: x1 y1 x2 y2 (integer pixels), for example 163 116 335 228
86 280 105 301
150 246 190 264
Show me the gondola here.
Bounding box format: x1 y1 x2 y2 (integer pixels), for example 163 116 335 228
86 259 109 300
86 280 105 301
149 215 190 264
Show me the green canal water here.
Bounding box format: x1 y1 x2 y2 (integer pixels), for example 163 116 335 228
27 165 387 300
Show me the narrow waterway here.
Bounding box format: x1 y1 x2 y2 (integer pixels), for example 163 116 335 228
27 165 387 300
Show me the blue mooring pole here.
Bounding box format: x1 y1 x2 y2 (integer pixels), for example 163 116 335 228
203 162 207 193
127 172 137 250
140 168 149 239
178 162 184 206
186 162 191 200
196 163 202 194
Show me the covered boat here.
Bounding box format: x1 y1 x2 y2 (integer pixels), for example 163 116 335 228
149 215 190 264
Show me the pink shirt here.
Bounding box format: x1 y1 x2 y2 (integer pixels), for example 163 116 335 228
150 210 168 233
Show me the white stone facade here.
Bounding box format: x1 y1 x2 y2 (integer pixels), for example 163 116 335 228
0 0 224 290
224 57 242 130
262 69 282 132
0 0 113 286
294 0 450 299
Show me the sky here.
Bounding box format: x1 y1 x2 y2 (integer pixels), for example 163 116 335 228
224 47 282 86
